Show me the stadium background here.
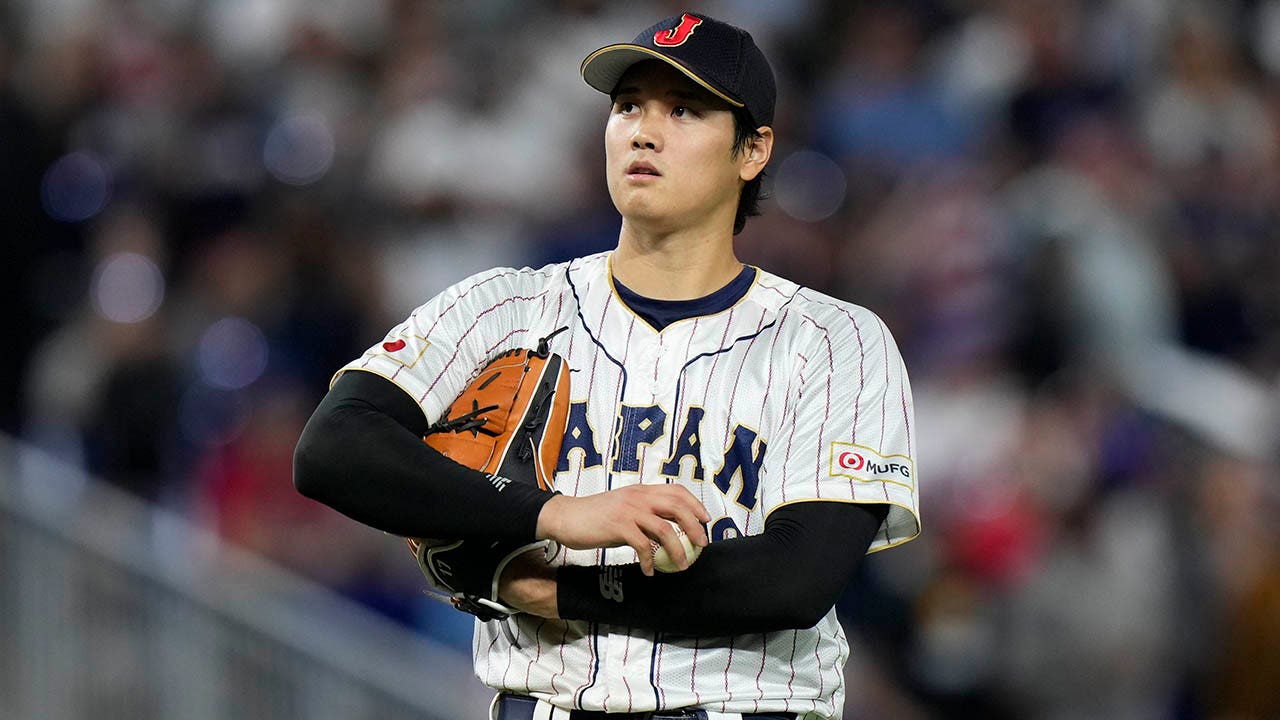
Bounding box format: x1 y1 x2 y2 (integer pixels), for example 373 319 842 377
2 0 1278 718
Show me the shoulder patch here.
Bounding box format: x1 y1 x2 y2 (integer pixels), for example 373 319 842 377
830 441 914 490
379 334 431 369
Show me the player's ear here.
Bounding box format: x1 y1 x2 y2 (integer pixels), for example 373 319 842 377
739 127 773 183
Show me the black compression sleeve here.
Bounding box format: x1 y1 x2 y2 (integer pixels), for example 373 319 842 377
557 501 889 635
292 370 555 541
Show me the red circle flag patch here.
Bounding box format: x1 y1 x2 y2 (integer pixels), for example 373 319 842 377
382 339 407 352
837 451 865 471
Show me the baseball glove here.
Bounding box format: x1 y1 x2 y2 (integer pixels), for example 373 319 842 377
406 331 571 621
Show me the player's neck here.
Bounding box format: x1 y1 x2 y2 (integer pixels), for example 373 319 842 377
611 224 741 301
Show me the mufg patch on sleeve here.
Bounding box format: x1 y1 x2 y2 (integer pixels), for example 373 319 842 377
829 442 914 490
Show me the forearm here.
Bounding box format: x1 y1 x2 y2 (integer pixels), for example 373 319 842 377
293 371 554 541
556 502 889 635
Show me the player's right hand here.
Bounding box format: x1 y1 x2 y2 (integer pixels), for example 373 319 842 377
536 485 710 576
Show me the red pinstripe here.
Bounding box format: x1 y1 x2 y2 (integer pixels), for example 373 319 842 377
687 634 703 705
722 634 736 703
421 292 547 401
830 631 846 714
782 350 808 423
548 622 571 699
484 627 502 685
785 630 799 699
622 632 634 712
501 622 520 689
778 364 806 505
523 618 547 695
900 359 912 456
757 281 791 300
653 633 667 708
752 633 768 711
422 270 517 337
759 309 790 415
622 674 634 713
421 268 556 338
800 314 835 499
812 630 825 701
877 319 889 451
485 327 529 355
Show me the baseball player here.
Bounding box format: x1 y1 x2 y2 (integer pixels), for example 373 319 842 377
295 12 920 720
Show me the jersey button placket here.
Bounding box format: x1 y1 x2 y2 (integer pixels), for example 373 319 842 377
637 339 660 397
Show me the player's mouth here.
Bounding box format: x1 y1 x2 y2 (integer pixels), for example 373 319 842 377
625 161 662 180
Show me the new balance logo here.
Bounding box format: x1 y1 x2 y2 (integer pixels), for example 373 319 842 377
598 566 624 602
488 475 511 492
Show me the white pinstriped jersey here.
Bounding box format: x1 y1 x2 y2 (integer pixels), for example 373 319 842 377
337 251 921 719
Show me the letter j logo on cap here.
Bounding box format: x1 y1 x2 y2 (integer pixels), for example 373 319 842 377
654 13 703 47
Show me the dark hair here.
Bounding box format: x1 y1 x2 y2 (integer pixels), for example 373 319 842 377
730 108 766 235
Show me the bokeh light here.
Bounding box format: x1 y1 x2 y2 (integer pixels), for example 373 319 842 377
178 384 251 448
90 252 166 324
197 317 269 390
263 112 336 186
40 152 111 223
772 150 847 222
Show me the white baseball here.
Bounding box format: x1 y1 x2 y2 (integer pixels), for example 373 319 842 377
651 521 702 573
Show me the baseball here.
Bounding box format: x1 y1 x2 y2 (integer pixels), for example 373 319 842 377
651 521 702 573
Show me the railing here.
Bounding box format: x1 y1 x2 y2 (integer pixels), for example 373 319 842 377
0 435 493 720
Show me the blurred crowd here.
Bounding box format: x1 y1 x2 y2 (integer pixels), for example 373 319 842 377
3 0 1279 717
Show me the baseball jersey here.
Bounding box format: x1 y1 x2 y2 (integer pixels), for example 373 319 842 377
336 251 921 718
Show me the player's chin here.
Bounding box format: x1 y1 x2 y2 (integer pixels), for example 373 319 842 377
618 203 680 230
610 190 666 219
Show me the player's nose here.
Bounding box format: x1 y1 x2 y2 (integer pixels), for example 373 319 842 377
630 113 661 151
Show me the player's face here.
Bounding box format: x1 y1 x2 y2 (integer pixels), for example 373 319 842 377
605 61 763 233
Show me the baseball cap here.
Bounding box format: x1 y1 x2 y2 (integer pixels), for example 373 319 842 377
580 12 776 128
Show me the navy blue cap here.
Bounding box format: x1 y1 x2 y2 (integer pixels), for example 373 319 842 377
580 12 776 128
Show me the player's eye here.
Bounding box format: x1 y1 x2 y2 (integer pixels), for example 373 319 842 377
614 100 637 114
672 106 693 118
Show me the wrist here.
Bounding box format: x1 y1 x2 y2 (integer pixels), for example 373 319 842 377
535 493 567 542
498 550 559 618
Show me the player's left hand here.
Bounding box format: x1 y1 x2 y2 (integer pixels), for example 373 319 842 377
498 548 559 618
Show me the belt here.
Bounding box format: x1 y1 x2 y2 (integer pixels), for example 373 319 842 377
492 693 796 720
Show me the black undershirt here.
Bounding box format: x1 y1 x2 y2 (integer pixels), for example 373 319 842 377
293 270 888 634
295 371 555 542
